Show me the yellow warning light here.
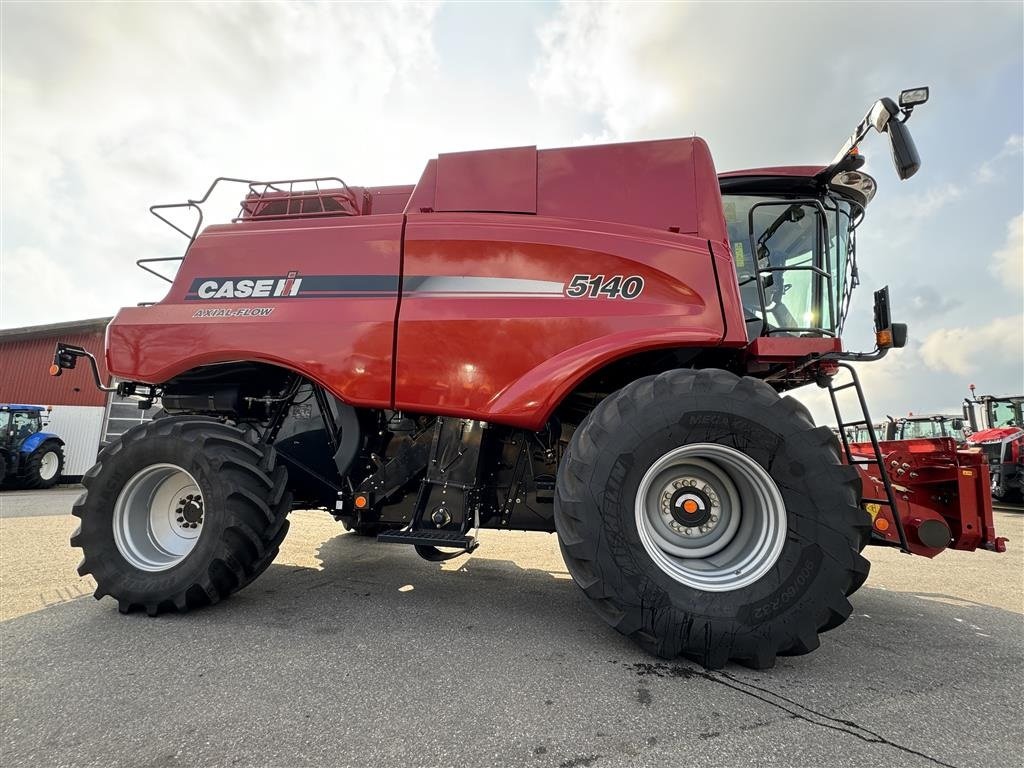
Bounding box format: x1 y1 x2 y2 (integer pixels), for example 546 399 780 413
876 329 894 348
875 517 891 532
354 494 368 509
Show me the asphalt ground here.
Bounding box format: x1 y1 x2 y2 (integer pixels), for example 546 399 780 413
1 487 1022 768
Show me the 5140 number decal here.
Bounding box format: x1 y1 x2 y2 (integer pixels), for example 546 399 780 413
564 274 644 300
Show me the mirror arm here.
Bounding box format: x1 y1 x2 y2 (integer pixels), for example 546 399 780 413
822 346 891 364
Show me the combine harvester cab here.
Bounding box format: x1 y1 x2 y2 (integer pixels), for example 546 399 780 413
49 87 1005 669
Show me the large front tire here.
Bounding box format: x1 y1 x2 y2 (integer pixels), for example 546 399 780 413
72 416 291 615
554 369 870 669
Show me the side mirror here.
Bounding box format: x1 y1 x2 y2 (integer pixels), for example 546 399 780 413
872 286 908 348
887 118 921 180
952 418 964 432
890 322 908 348
962 402 979 432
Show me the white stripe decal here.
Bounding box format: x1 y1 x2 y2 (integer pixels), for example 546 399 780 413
406 276 564 296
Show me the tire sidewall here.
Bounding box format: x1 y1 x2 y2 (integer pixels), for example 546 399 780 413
79 428 244 597
569 387 856 634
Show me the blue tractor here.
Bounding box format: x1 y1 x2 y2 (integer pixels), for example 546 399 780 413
0 405 65 489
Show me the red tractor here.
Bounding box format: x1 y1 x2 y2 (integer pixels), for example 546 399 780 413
51 87 1004 669
964 386 1024 501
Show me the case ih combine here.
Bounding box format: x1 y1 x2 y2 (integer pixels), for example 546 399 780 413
51 87 1006 669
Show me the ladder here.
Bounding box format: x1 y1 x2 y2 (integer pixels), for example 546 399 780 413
827 362 910 553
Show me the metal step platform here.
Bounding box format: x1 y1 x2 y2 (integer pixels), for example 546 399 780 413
377 528 479 553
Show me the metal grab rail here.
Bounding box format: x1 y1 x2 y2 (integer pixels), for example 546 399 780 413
827 361 910 553
139 176 360 284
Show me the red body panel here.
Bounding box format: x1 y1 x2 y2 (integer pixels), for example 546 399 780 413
106 137 743 427
395 214 743 429
967 426 1024 447
108 215 404 408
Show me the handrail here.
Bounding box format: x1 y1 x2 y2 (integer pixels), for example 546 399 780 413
142 176 360 284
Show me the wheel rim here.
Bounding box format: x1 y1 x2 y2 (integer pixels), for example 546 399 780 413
39 451 59 480
112 463 205 572
634 443 787 592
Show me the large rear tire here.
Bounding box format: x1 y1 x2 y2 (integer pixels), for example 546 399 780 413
554 369 870 669
72 416 291 615
20 441 64 489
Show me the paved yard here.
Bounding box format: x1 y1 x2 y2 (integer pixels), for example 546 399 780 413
1 487 1022 767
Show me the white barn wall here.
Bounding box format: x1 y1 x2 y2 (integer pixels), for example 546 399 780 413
44 406 105 476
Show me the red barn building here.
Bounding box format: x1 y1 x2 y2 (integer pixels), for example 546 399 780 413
0 318 153 478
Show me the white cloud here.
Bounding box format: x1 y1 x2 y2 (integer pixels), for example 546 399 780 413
531 3 1024 170
975 134 1024 183
901 182 965 218
990 212 1024 291
1 3 449 327
790 348 928 428
920 315 1024 376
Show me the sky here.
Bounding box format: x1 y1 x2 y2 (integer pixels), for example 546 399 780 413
1 1 1022 425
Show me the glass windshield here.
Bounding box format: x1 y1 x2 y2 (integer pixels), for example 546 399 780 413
722 193 856 338
848 426 875 443
0 412 9 435
901 420 951 439
989 400 1022 428
11 411 41 440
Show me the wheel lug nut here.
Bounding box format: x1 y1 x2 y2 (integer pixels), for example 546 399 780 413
710 515 718 523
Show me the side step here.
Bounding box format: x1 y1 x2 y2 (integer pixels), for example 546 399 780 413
377 528 479 553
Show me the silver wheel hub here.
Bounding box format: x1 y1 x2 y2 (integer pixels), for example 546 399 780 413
39 451 59 480
635 443 787 592
112 463 205 572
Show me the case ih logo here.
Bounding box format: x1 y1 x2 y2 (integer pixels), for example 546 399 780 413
189 272 302 300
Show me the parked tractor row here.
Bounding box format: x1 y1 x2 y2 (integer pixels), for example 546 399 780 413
843 388 1024 502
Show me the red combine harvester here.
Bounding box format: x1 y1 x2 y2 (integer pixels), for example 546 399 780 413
51 87 1005 669
964 385 1024 500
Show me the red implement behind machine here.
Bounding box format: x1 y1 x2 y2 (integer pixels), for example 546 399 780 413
846 437 1004 556
50 86 1004 669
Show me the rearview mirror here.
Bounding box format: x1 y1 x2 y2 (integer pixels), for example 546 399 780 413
887 118 921 180
890 323 908 349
